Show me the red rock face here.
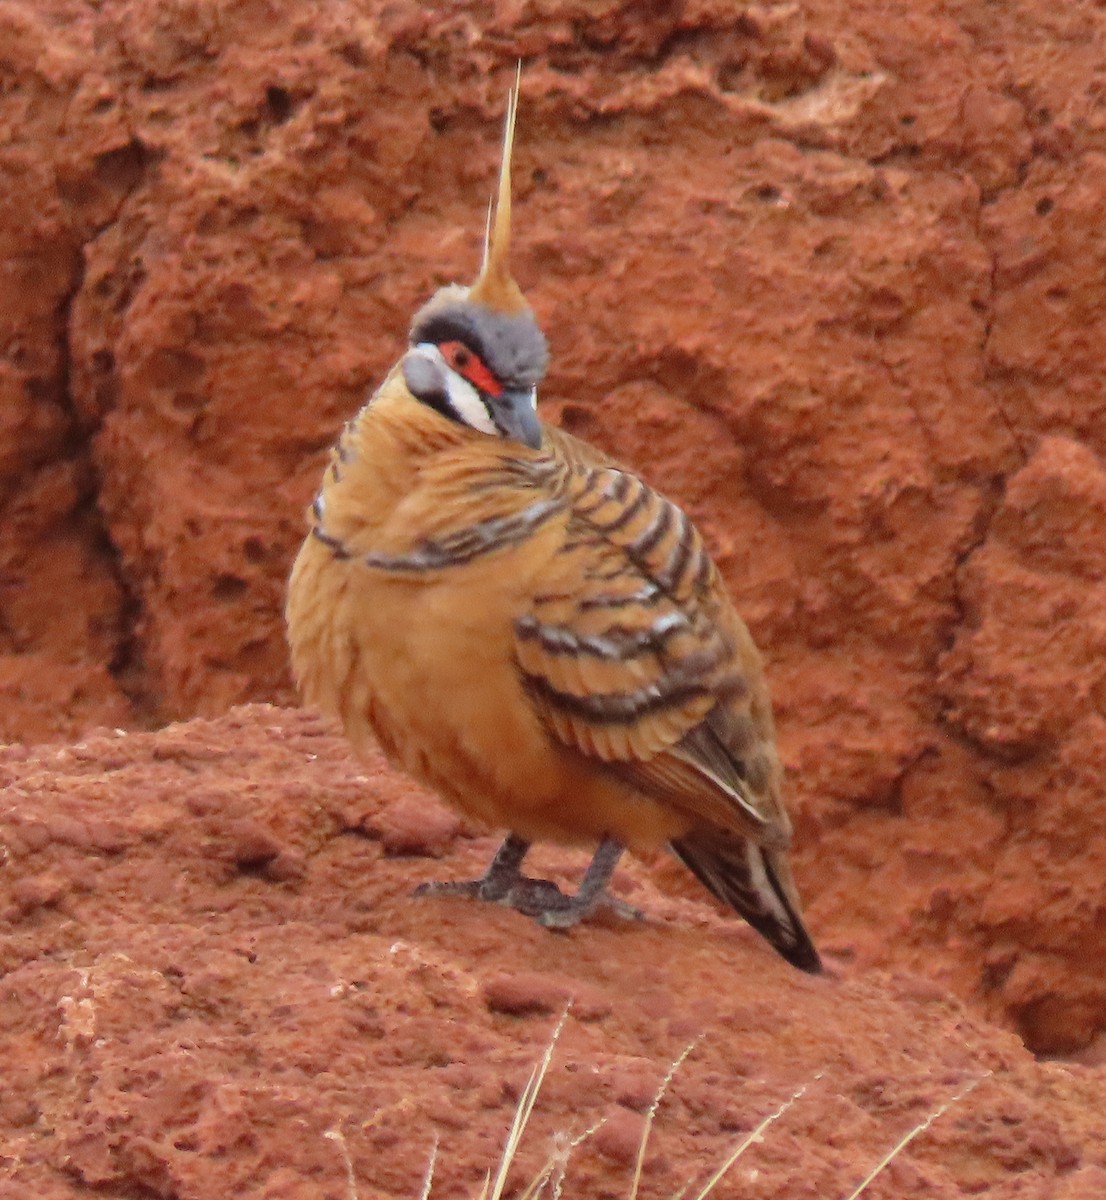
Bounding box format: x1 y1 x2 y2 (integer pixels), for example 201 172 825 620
0 0 1104 1161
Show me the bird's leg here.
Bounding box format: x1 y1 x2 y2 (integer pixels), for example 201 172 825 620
414 833 642 927
413 832 567 908
474 831 531 899
536 836 643 929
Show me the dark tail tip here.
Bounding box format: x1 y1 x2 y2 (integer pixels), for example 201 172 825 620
670 833 823 975
781 927 823 975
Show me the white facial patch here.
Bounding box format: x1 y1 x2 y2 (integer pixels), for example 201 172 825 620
529 387 538 409
413 342 498 437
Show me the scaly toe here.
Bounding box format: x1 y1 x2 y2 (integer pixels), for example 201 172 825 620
535 905 589 930
413 874 569 913
600 893 645 923
535 889 643 930
499 877 570 917
412 878 485 900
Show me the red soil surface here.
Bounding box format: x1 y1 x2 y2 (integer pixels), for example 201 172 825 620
2 0 1106 1195
2 707 1105 1199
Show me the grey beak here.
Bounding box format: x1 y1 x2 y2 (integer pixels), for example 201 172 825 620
489 388 542 450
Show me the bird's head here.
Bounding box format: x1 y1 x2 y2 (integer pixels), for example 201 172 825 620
402 72 548 451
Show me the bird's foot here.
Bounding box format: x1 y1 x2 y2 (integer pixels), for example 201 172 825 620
414 874 641 927
413 832 642 929
412 872 565 910
535 888 644 929
412 877 495 902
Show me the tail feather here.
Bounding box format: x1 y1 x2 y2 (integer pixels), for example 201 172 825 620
670 831 822 974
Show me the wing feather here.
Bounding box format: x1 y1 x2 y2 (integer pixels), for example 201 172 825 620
515 431 790 846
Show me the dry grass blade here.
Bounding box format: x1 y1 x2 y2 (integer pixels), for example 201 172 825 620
628 1037 702 1200
551 1113 610 1199
419 1133 439 1200
688 1074 819 1200
515 1110 609 1200
842 1071 992 1200
486 1006 572 1200
324 1126 358 1200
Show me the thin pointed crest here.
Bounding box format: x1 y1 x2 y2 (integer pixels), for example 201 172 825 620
482 198 494 265
470 65 529 314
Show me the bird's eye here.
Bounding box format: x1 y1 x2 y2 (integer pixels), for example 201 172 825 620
438 340 502 397
440 341 470 369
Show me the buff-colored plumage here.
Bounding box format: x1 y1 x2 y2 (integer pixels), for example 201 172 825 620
286 75 820 971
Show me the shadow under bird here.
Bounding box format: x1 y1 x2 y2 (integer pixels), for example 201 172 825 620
286 78 821 973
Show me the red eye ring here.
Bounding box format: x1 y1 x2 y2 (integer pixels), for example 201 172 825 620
439 341 467 369
438 340 503 397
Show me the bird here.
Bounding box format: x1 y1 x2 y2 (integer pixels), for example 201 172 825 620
286 74 821 973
